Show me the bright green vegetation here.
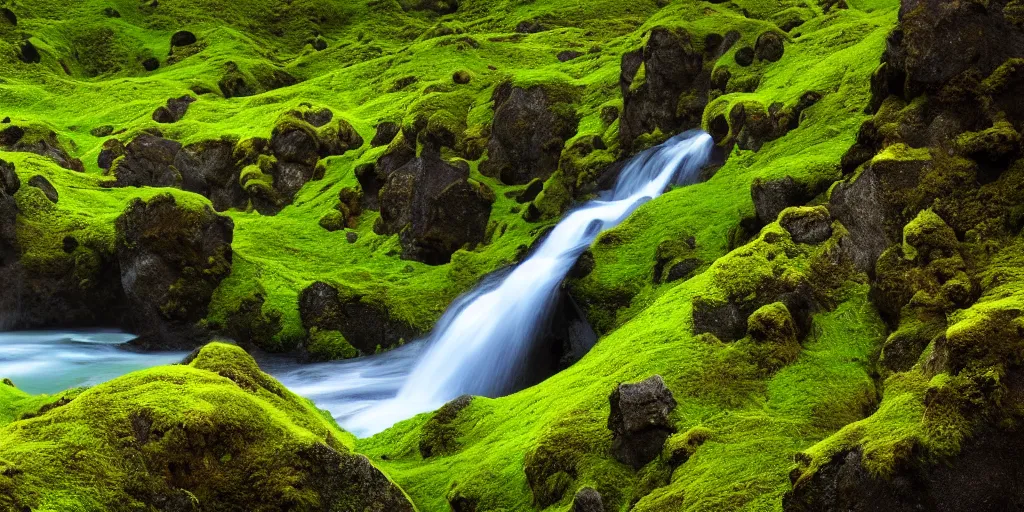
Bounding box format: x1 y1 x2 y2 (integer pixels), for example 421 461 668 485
0 343 418 511
5 0 970 509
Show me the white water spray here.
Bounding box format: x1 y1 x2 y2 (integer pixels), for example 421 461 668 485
316 130 715 436
0 131 714 438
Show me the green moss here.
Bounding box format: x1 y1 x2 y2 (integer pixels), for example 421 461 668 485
305 328 360 361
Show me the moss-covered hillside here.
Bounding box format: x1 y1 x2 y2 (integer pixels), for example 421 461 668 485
3 0 1024 510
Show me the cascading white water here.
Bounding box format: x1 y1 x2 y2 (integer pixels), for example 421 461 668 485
0 131 714 438
319 130 715 436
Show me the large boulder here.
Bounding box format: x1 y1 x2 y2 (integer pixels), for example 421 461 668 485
376 155 493 264
785 428 1024 512
299 281 421 354
115 194 233 349
480 82 579 185
174 138 247 211
607 375 677 469
619 27 706 151
0 343 415 511
110 134 183 188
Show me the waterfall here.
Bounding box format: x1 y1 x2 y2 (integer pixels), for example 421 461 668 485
302 130 714 436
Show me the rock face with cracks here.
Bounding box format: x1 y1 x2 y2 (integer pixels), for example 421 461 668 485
607 375 677 469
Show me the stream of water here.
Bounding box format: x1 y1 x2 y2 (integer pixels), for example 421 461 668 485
0 130 714 437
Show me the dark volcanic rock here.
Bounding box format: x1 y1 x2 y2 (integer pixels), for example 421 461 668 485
299 281 421 354
785 427 1024 512
116 194 233 349
296 443 416 512
752 176 814 225
691 295 747 342
0 159 19 265
152 95 196 124
110 134 183 188
142 57 159 71
571 487 605 512
0 125 85 172
19 41 40 64
170 30 197 47
480 83 579 185
755 31 785 62
174 138 247 211
779 206 832 244
377 155 493 264
371 122 400 147
735 46 755 67
619 27 706 151
27 175 57 203
608 375 677 469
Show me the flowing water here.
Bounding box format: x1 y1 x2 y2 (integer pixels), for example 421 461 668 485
0 331 187 394
0 130 714 437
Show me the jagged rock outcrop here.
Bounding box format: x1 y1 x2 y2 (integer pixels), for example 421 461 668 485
152 95 195 124
480 82 579 185
376 155 493 264
110 134 183 188
175 138 248 211
607 375 677 469
298 281 421 354
0 124 84 172
116 194 233 349
619 27 706 152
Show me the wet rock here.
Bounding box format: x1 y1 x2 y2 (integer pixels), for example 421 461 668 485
110 134 183 188
19 41 40 64
174 139 247 211
299 281 421 354
779 206 832 244
785 427 1024 512
480 82 579 184
619 27 706 151
571 487 605 512
419 395 473 458
170 30 197 47
735 46 755 67
755 32 785 62
27 175 57 203
377 155 493 264
608 375 677 469
371 122 400 147
116 194 233 349
152 95 195 124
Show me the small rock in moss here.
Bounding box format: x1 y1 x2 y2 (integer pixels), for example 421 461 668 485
452 69 472 84
735 46 755 67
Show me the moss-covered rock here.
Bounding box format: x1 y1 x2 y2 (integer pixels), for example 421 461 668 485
0 343 415 511
115 193 233 349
